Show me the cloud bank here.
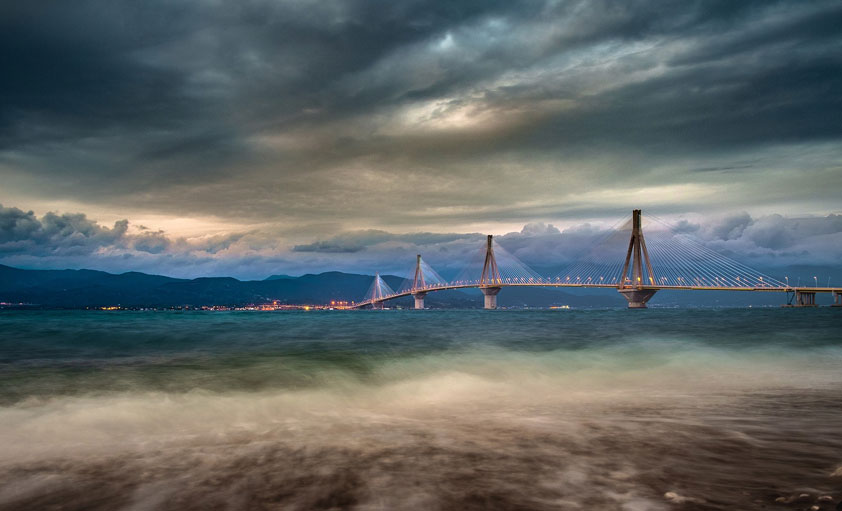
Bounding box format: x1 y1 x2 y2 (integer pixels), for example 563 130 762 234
2 204 840 281
0 0 840 239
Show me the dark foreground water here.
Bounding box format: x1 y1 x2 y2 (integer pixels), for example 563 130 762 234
1 309 841 511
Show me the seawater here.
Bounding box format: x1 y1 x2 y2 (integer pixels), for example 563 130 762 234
1 309 841 510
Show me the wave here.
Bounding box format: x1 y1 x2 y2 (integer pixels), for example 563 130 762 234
3 343 842 459
3 338 842 403
2 311 841 509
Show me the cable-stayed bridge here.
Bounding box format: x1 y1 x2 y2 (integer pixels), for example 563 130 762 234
353 210 841 309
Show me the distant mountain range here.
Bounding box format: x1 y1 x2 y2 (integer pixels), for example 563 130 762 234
1 263 835 308
0 264 619 308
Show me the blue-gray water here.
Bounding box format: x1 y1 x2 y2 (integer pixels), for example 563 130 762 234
1 309 841 510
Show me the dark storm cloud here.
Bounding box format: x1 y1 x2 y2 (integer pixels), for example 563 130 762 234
293 229 477 253
0 3 193 143
293 240 366 254
132 230 171 254
0 1 513 145
710 212 753 241
0 204 128 256
1 0 841 244
701 213 842 260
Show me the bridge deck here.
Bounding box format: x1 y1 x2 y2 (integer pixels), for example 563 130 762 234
353 283 840 307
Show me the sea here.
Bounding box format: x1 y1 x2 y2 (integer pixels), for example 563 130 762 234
0 308 841 511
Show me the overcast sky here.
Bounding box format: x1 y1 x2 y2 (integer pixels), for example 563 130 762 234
1 0 840 279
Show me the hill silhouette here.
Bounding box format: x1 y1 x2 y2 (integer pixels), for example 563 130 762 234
0 264 622 308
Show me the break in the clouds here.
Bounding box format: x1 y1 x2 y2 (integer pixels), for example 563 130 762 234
1 0 840 276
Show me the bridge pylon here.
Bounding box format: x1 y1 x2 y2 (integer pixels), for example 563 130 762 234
367 272 393 309
412 254 427 309
618 209 657 308
480 235 502 309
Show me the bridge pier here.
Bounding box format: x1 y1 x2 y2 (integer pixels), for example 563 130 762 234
413 292 427 309
619 288 657 309
833 291 841 307
481 287 501 309
617 210 658 309
793 289 818 307
371 300 384 310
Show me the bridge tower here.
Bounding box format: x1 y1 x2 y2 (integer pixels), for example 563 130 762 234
618 209 657 308
412 254 427 309
370 272 386 309
480 235 502 309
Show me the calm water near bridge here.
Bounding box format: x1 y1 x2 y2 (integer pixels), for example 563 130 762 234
1 309 841 510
